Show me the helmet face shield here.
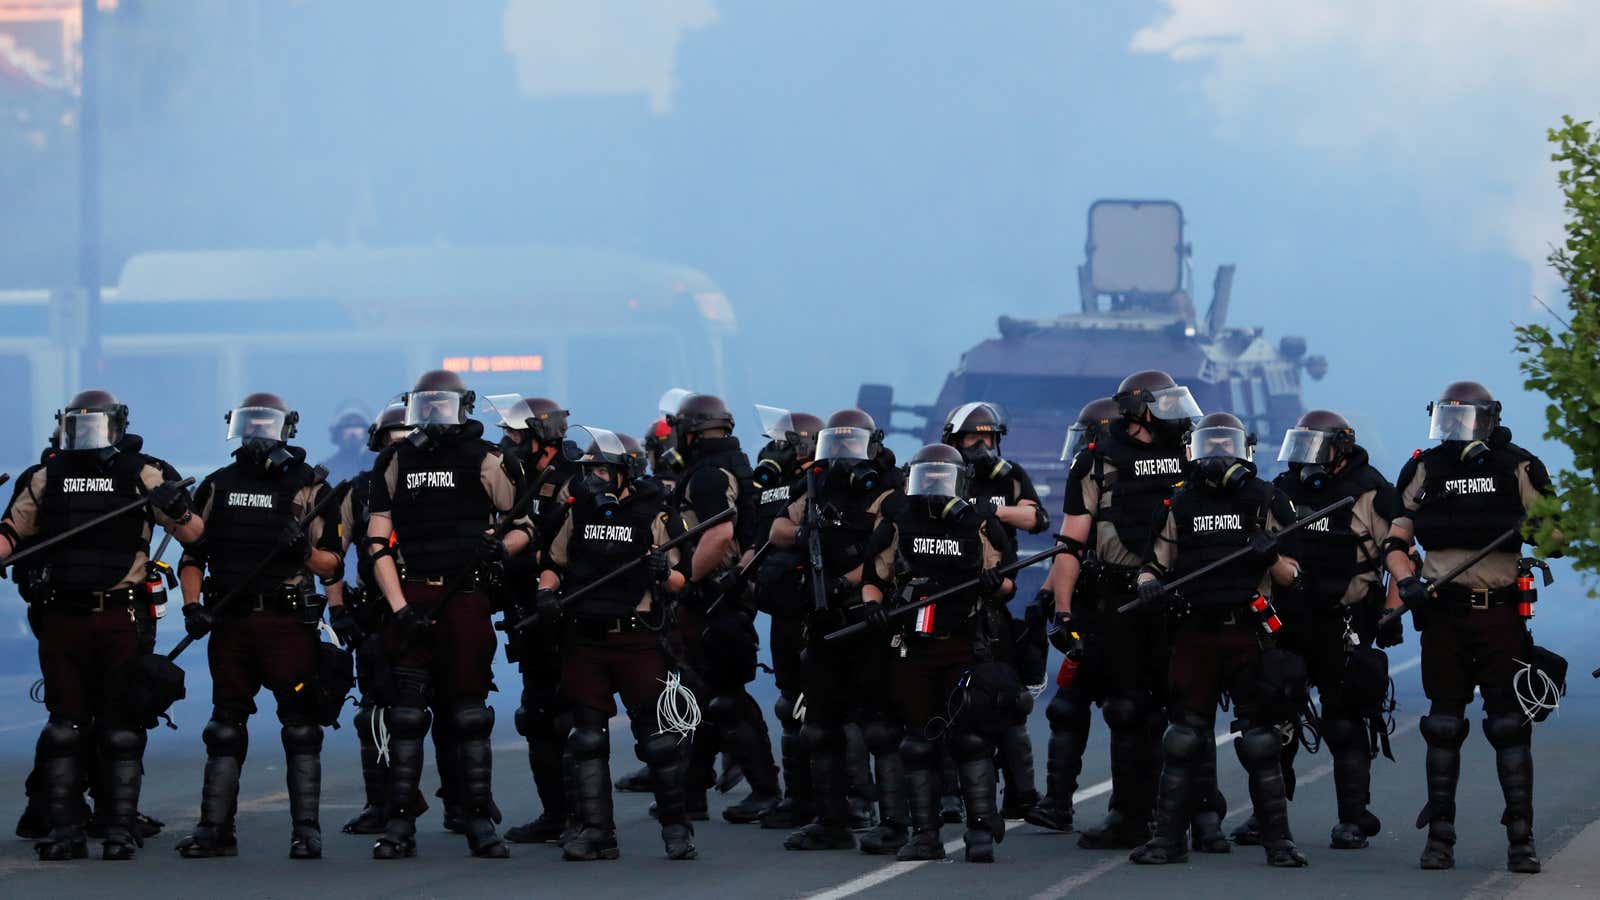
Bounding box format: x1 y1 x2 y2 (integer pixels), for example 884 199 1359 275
815 426 871 462
1149 386 1202 422
1060 424 1088 462
1277 428 1331 464
61 411 114 451
405 391 464 427
1190 425 1251 462
226 406 291 442
907 460 965 498
563 425 629 466
1428 402 1491 442
658 388 693 418
945 401 1008 436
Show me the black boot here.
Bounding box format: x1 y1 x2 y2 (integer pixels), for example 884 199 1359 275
954 737 1004 864
1416 714 1468 870
860 742 907 855
1236 728 1307 868
177 719 245 859
1079 700 1150 850
563 726 619 861
762 712 815 829
720 712 781 824
897 737 945 861
1132 722 1200 865
283 724 323 860
98 728 145 861
373 706 429 860
614 764 652 792
1325 716 1377 850
344 705 388 834
998 724 1040 820
1189 734 1229 853
786 727 857 851
1026 693 1089 832
34 720 87 861
1485 715 1539 874
18 741 49 840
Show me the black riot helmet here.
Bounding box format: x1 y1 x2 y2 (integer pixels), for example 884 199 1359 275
1114 369 1202 442
226 392 300 472
617 432 649 481
329 403 370 451
1188 411 1257 490
1278 409 1355 488
818 408 885 462
565 425 631 516
366 402 410 451
645 416 683 475
403 369 475 428
907 443 978 522
1427 381 1500 443
677 393 735 437
942 402 1012 480
753 405 824 486
56 388 129 452
1061 397 1118 462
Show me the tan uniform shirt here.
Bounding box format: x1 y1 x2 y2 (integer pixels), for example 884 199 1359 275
1393 458 1544 589
4 463 187 590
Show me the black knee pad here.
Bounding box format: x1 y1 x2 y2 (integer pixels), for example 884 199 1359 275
947 729 992 764
797 722 836 755
1046 693 1083 728
281 723 323 755
637 731 679 767
900 736 938 769
40 718 82 758
569 727 609 762
1482 715 1530 750
774 692 800 729
706 693 743 726
202 719 248 759
1321 716 1363 751
1012 688 1035 720
513 705 529 738
354 704 377 737
863 720 904 756
1162 723 1205 763
1419 714 1469 750
452 703 494 741
385 706 432 740
99 727 146 761
1103 696 1141 731
1233 727 1280 767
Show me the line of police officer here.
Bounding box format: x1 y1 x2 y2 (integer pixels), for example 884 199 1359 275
0 371 1560 875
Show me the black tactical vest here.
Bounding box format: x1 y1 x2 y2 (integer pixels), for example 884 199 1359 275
967 463 1033 545
1097 426 1188 559
810 475 892 580
38 450 148 592
755 477 800 542
1275 460 1388 601
1169 478 1274 611
1404 443 1530 551
563 488 661 620
386 434 498 580
202 454 317 595
673 438 760 553
893 498 986 636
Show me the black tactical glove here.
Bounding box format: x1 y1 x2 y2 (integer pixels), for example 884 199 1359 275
707 566 743 599
181 603 214 640
328 604 363 648
1047 611 1078 654
1134 578 1169 610
827 575 855 599
278 521 310 560
1396 576 1429 610
1245 531 1280 567
1376 613 1404 649
395 603 432 642
646 550 672 584
535 587 563 623
150 480 192 519
977 567 1006 597
477 531 506 564
863 602 892 634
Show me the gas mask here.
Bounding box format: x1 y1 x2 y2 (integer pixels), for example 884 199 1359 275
240 438 295 474
754 440 799 487
1194 456 1255 490
1295 463 1330 491
932 496 976 526
1455 440 1491 465
959 442 1013 480
826 459 879 494
580 471 622 518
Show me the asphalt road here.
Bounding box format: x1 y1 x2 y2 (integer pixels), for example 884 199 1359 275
3 617 1599 899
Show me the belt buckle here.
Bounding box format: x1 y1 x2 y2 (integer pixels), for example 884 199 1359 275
608 620 624 634
91 592 107 613
1469 589 1491 610
252 595 269 612
425 576 446 587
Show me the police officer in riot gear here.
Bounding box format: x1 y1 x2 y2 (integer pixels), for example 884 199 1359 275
1383 381 1556 874
488 395 582 846
320 403 374 485
326 402 415 835
174 393 340 860
1045 370 1201 849
365 370 531 860
746 408 826 830
0 391 202 861
1254 410 1399 850
1028 397 1119 833
863 444 1016 862
941 402 1048 819
668 394 780 823
1130 412 1309 868
524 427 697 861
770 408 904 852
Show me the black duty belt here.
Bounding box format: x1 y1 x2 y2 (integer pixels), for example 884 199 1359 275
403 572 480 590
1434 583 1517 610
1096 565 1140 602
206 585 305 615
574 613 650 639
43 587 140 613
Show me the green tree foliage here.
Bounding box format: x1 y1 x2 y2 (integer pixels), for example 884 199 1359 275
1514 116 1600 593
